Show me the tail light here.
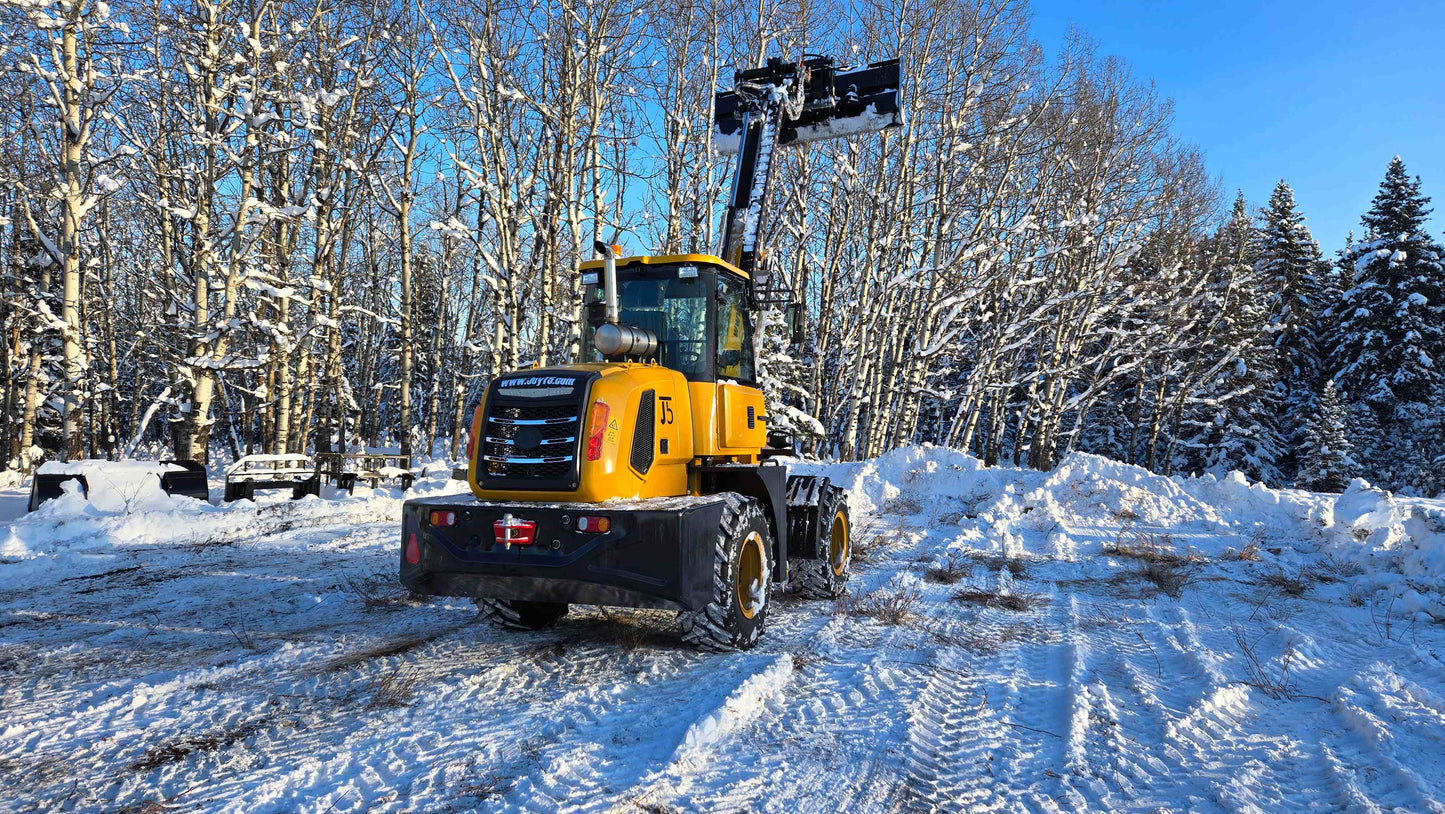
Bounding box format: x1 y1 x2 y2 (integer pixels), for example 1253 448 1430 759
586 400 610 461
466 404 483 460
429 510 456 527
576 515 611 533
493 516 537 546
404 532 421 564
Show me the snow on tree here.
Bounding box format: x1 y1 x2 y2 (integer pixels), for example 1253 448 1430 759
1187 193 1282 483
2 0 1417 486
1330 157 1445 492
1255 180 1328 481
1295 379 1353 492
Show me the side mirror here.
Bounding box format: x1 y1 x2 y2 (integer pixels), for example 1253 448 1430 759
785 302 806 346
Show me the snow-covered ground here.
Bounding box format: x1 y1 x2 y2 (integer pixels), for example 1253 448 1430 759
2 448 1443 813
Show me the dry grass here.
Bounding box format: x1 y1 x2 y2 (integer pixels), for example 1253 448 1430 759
316 634 437 673
924 556 973 585
835 585 922 625
456 771 514 801
129 717 271 772
1076 601 1134 631
1103 527 1207 566
1258 568 1311 597
1231 626 1323 701
1102 526 1205 599
586 609 678 651
1137 559 1195 599
951 589 1047 613
629 799 686 814
1257 562 1355 598
850 532 885 565
1227 527 1267 561
365 665 422 709
224 621 264 652
918 619 1043 654
345 574 425 611
1230 541 1263 562
115 792 209 814
788 645 828 671
969 552 1029 580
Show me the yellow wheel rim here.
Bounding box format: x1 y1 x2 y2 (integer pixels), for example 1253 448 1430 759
830 510 849 577
736 531 765 619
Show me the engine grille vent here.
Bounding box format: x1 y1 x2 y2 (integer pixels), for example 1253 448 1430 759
480 399 581 487
631 390 656 474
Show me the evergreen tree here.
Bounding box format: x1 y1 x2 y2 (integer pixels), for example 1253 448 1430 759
1295 380 1353 492
1334 231 1356 296
1332 157 1445 491
1189 193 1283 483
1255 180 1328 480
1335 157 1445 405
754 309 825 451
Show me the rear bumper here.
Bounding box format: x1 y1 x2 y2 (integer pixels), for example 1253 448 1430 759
399 495 725 612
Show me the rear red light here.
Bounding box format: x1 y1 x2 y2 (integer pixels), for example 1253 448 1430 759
429 510 456 527
586 401 610 461
493 517 537 546
576 515 611 533
466 405 483 460
404 532 421 565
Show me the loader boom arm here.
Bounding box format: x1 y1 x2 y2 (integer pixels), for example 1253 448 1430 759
713 56 902 297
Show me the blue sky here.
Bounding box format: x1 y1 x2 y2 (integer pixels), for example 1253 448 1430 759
1028 0 1444 255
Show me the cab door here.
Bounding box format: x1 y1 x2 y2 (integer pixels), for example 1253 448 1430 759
715 274 767 451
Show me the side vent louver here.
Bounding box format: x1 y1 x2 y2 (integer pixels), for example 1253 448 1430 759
632 390 656 474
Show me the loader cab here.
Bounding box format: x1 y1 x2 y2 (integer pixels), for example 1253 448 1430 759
578 255 756 385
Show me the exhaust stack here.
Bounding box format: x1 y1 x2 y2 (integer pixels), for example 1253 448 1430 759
595 240 621 324
591 240 658 359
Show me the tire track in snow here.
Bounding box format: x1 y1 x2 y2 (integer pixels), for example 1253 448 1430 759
1316 663 1445 814
643 524 944 813
633 516 982 813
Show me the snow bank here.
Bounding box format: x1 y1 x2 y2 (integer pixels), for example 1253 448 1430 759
798 444 990 518
1321 480 1445 591
1041 453 1229 531
803 445 1445 596
1 466 468 580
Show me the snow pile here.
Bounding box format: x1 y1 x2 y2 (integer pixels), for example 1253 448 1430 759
803 444 995 519
1323 480 1445 590
802 445 1445 596
803 446 1233 562
1039 453 1229 531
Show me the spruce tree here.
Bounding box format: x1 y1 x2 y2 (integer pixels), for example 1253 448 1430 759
1255 180 1328 480
1332 157 1445 491
1296 380 1353 492
1334 231 1356 296
1191 193 1283 483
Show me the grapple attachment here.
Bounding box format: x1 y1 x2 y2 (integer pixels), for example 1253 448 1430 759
713 56 902 155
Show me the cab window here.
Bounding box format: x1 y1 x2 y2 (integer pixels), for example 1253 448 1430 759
582 271 709 379
715 275 755 382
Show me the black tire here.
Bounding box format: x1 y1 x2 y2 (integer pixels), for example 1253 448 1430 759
679 494 773 651
476 598 569 630
791 483 851 599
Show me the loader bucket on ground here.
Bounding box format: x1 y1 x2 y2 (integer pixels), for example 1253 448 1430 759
713 58 902 155
158 459 210 501
28 474 88 513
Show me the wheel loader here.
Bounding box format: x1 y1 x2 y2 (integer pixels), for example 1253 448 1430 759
400 55 901 649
